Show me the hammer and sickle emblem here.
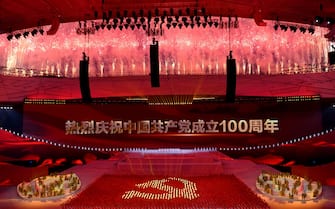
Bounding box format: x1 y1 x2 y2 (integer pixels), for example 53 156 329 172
122 177 199 200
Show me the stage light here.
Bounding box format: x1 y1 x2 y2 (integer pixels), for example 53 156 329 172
167 17 173 23
101 24 105 29
119 25 123 30
166 23 171 29
178 9 182 16
280 24 288 31
130 25 135 30
147 10 152 22
140 17 145 24
327 18 334 26
202 22 207 28
15 33 21 39
234 16 239 28
7 34 13 41
123 10 128 17
190 16 194 22
102 11 107 21
119 17 124 24
186 8 190 15
155 8 159 16
315 16 323 24
289 25 297 32
178 23 182 29
106 24 112 30
103 12 109 23
208 21 213 27
274 24 279 30
184 22 189 28
126 18 131 24
308 26 315 34
154 17 160 23
116 11 121 18
132 11 137 20
23 31 29 38
124 24 129 29
196 22 201 27
169 8 174 16
214 21 219 28
136 23 141 29
190 22 195 28
95 24 100 31
299 27 306 33
182 17 188 22
112 24 117 29
31 29 38 36
172 22 177 28
204 15 208 22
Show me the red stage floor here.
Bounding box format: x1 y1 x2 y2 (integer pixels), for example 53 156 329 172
0 150 335 209
62 174 269 209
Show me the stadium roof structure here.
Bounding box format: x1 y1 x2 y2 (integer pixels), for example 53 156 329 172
1 0 335 34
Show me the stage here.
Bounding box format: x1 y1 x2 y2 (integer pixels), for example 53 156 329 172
0 150 335 209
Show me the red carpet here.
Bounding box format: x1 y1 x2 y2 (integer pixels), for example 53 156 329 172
62 174 269 209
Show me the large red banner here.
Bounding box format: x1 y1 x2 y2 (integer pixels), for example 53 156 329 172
23 101 322 149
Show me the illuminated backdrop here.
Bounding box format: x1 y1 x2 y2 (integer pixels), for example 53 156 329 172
0 18 330 78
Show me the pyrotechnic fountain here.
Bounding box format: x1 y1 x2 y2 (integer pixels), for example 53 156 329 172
0 18 330 78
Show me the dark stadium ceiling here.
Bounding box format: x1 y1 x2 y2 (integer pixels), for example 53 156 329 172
1 0 335 34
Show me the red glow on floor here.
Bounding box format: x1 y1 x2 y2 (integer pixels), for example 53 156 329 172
0 179 11 186
250 154 284 165
19 154 40 162
326 178 335 186
282 160 296 166
72 159 83 165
